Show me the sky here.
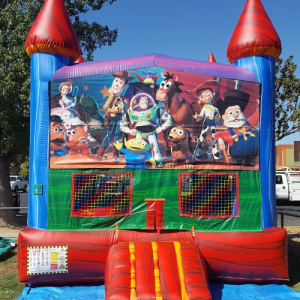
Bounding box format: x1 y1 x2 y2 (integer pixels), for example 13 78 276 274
81 0 300 145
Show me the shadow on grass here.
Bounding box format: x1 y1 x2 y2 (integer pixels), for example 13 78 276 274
1 251 18 265
287 238 300 290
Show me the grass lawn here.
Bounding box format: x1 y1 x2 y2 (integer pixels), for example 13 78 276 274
0 248 24 300
0 233 299 299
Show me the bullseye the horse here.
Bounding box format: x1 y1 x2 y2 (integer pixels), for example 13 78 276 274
156 72 194 133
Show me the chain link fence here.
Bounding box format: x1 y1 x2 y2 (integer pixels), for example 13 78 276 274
0 193 27 239
0 208 27 239
277 210 300 255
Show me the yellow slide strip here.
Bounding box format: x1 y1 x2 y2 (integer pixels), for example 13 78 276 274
129 242 137 300
151 242 163 300
173 242 189 300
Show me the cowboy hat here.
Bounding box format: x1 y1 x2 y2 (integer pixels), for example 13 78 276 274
186 80 219 95
216 89 250 116
111 71 136 81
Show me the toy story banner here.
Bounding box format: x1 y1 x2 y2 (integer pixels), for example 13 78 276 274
49 67 260 170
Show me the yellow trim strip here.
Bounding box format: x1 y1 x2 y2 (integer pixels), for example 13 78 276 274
191 226 195 237
114 224 119 235
151 242 163 300
129 242 137 300
173 242 189 300
145 198 166 202
25 44 79 60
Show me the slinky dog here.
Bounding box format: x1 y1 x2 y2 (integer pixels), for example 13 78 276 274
166 125 193 164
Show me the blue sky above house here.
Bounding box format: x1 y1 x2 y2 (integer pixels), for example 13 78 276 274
79 0 300 145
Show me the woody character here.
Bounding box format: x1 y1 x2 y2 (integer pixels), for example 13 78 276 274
100 71 135 162
215 90 259 166
187 80 220 161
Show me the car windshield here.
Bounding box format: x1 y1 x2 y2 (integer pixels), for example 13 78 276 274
10 176 17 182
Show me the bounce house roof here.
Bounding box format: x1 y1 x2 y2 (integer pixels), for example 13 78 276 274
52 53 258 82
227 0 282 64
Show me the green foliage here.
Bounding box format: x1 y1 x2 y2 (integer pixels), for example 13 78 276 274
0 1 31 159
20 160 29 180
0 0 118 206
275 55 300 141
0 0 118 159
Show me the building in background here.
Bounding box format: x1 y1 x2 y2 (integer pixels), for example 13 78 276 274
295 141 300 166
276 141 300 167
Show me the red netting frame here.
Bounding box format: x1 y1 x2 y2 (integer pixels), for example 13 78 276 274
179 172 240 219
71 172 132 218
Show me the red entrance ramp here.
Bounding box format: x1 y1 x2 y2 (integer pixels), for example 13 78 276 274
105 241 211 300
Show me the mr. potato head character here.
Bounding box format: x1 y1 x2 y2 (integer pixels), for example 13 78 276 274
50 115 66 156
215 90 259 166
64 118 91 156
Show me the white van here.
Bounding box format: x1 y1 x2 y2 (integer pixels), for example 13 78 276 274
276 167 300 201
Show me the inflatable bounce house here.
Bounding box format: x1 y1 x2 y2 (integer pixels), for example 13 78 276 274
18 0 289 299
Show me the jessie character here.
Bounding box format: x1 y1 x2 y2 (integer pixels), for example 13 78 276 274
64 118 91 156
215 89 259 166
50 115 66 156
99 72 135 161
187 80 220 161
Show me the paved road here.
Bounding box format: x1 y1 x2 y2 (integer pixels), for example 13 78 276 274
276 201 300 214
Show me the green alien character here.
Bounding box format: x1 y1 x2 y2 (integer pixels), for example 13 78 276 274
114 138 157 169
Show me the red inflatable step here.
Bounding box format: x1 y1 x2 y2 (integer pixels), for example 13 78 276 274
105 241 211 300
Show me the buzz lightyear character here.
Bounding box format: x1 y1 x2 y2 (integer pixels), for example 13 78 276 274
120 93 173 168
187 80 221 161
114 138 156 169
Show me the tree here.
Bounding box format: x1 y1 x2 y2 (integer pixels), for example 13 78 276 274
275 55 300 141
20 161 29 181
0 0 118 209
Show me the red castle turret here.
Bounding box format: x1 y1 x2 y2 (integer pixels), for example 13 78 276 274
207 52 216 63
25 0 81 61
227 0 282 64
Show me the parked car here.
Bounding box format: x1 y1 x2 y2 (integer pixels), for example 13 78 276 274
276 167 300 201
10 176 27 193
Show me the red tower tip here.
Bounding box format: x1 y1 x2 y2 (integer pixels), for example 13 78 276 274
227 0 281 64
207 52 217 63
25 0 81 61
74 54 84 64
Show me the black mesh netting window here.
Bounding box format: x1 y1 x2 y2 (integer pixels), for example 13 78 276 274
71 173 132 217
179 173 239 218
